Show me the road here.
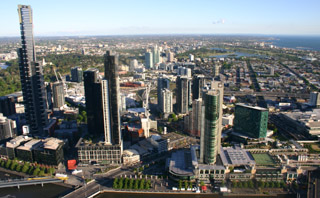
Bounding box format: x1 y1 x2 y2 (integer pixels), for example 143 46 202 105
224 90 310 99
0 178 62 188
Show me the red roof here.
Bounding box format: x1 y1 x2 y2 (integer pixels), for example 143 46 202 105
201 186 207 191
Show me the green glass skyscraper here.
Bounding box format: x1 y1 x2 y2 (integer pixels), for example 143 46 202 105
201 81 223 165
234 104 268 138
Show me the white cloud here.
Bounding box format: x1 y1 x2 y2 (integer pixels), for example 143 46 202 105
213 19 225 24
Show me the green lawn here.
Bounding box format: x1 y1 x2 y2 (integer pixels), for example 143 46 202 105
251 153 276 166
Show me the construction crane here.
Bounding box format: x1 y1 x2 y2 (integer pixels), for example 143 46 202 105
142 82 151 138
58 72 68 96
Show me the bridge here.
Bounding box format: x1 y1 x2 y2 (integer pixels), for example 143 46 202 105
0 178 63 189
224 91 310 99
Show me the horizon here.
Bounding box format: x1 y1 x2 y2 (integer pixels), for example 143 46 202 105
1 33 320 39
1 0 320 37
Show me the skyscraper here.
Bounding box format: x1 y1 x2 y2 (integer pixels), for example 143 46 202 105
153 45 161 66
202 90 221 165
145 51 153 69
84 69 105 137
17 5 48 135
52 82 65 109
200 81 223 165
71 67 83 83
160 89 173 114
157 75 170 109
104 51 121 145
192 74 206 100
176 76 191 114
309 92 320 108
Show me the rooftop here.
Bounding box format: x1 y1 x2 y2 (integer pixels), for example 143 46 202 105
168 149 195 176
236 103 268 111
17 139 42 151
220 146 256 166
6 136 31 148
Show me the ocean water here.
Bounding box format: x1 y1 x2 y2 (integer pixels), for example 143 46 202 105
268 35 320 51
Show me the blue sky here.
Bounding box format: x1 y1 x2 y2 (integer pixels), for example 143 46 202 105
1 0 320 36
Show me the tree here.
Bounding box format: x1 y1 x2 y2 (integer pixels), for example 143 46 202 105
33 168 40 176
184 180 188 189
243 181 248 188
118 178 124 189
238 182 243 188
248 180 254 188
270 181 275 188
5 160 11 169
189 181 193 188
10 161 17 171
200 181 205 187
145 180 150 190
15 164 22 172
113 178 118 189
28 166 34 175
265 182 269 188
134 179 139 190
276 181 281 188
22 164 29 173
178 180 183 189
140 179 145 189
259 181 265 188
39 170 45 177
124 178 129 189
129 178 134 189
221 180 225 187
232 181 238 188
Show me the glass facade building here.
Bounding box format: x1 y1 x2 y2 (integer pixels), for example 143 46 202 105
234 104 269 138
203 90 221 165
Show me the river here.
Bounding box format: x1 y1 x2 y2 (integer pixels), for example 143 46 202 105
95 192 294 198
0 171 73 198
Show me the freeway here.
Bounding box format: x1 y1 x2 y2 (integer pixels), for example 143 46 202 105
224 90 310 99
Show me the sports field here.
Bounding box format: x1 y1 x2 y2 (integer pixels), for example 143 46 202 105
251 153 276 165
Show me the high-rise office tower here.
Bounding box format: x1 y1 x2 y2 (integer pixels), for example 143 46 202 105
153 45 161 66
157 75 170 109
129 59 138 72
176 76 191 114
309 92 320 108
17 5 48 135
52 82 65 109
160 89 173 114
234 104 268 138
190 98 203 137
84 69 104 136
192 74 206 100
145 51 153 69
71 67 83 83
84 68 112 144
104 51 121 145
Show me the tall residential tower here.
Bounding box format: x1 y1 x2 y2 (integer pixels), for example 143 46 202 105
17 5 48 135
